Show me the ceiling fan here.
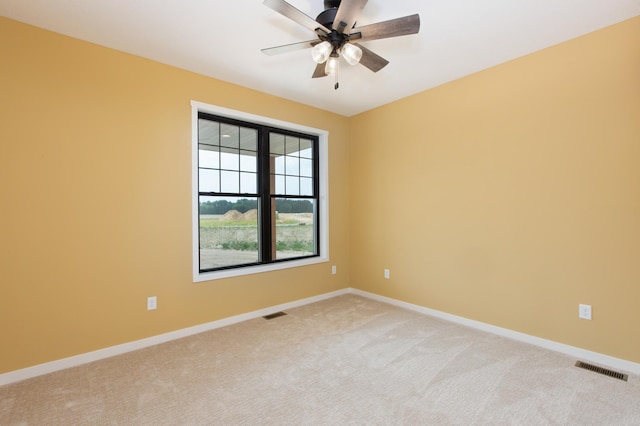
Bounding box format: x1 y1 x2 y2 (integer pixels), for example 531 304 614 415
262 0 420 90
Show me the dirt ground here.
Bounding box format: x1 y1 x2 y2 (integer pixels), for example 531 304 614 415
214 210 313 225
277 212 313 224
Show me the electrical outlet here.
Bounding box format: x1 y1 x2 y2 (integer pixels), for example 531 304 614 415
384 269 390 279
331 265 337 275
147 296 157 311
579 304 591 320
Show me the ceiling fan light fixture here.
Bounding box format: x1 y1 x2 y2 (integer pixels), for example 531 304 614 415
325 53 340 76
311 41 333 64
341 43 362 66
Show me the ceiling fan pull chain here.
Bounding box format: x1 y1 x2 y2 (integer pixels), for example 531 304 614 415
334 62 340 90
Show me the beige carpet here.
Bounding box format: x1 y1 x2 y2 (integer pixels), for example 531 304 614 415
1 294 639 425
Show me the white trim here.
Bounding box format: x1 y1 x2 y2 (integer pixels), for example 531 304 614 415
191 101 329 282
349 288 640 376
2 287 638 386
0 289 349 386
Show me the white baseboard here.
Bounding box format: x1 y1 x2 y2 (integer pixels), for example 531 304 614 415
2 287 637 386
349 288 640 376
0 289 350 386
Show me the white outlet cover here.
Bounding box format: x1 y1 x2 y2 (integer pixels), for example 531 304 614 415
579 304 591 320
384 269 390 279
147 296 157 311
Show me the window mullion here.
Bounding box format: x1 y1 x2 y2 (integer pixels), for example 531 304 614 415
259 130 273 262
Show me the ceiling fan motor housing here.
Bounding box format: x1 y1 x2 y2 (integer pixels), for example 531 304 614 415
316 0 352 50
316 8 338 29
323 0 341 10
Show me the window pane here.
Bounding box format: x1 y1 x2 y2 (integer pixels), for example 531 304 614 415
240 128 257 151
274 198 316 260
285 135 299 154
220 123 240 149
275 174 285 194
199 196 260 270
221 170 239 193
240 172 257 194
199 169 220 193
270 133 285 155
300 158 312 178
199 119 219 146
199 147 220 169
299 139 313 158
272 154 285 174
286 176 299 195
220 150 239 171
300 177 313 196
240 150 256 172
286 155 299 175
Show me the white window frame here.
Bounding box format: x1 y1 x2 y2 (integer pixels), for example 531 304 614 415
191 101 329 282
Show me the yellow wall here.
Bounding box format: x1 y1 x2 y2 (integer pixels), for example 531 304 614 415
2 15 640 375
350 16 640 363
0 18 351 373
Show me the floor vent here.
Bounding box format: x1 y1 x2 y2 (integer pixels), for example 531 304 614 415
575 361 628 382
263 311 287 320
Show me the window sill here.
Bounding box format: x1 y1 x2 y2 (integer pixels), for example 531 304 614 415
194 255 329 282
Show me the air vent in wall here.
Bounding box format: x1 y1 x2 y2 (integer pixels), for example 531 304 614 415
575 361 628 381
263 311 287 320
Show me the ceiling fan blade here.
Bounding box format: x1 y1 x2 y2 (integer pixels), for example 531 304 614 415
354 43 389 73
263 0 331 34
333 0 368 34
350 14 420 42
312 62 328 78
261 39 319 56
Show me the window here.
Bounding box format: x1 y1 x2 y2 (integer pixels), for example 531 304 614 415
192 101 328 281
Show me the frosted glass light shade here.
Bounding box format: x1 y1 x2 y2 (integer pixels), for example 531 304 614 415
341 43 362 66
311 41 333 64
325 55 339 76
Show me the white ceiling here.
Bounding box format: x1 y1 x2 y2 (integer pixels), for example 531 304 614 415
2 0 639 116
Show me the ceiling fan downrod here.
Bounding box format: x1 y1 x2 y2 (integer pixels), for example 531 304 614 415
316 0 341 29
